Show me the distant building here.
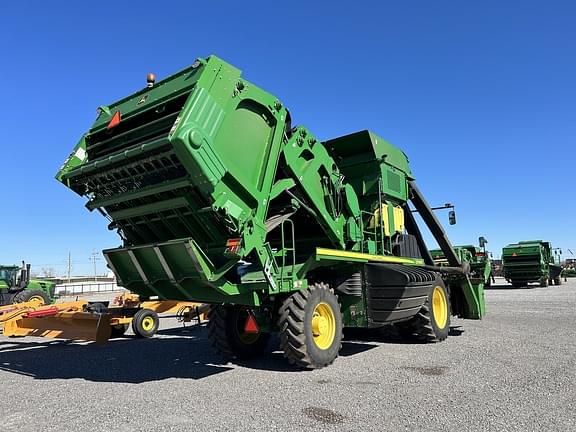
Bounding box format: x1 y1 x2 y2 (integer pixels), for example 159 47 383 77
44 275 116 285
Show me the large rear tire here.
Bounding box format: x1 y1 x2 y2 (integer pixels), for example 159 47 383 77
396 277 450 343
554 277 562 286
278 283 343 369
207 305 270 360
12 289 51 306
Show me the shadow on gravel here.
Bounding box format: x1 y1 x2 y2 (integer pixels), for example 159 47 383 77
484 283 538 290
339 341 380 356
0 321 453 382
231 340 378 372
449 326 465 337
343 325 465 343
0 325 233 383
0 326 382 381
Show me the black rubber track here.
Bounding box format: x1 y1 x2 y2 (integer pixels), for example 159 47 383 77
396 279 450 343
277 283 343 369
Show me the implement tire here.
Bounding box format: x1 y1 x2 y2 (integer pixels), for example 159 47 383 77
12 289 50 306
110 324 129 338
396 277 450 343
278 283 343 369
207 305 270 360
132 309 159 338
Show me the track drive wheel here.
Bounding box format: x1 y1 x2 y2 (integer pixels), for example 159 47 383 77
278 283 343 369
397 277 450 343
12 289 51 306
207 305 270 360
132 309 159 338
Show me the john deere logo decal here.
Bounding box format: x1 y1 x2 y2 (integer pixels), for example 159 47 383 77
137 94 149 105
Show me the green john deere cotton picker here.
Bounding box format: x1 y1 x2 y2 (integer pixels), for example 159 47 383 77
430 237 493 288
56 55 485 368
502 240 563 287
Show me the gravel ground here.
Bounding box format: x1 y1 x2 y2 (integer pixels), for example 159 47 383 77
0 277 574 432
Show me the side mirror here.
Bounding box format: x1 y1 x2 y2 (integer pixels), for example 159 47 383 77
448 210 456 225
479 236 487 248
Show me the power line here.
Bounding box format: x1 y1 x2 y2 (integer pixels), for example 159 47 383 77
67 251 72 283
89 250 101 281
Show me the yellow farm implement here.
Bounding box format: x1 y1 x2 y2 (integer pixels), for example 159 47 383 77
0 294 208 344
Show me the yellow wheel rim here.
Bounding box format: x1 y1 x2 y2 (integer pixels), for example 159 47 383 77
141 316 155 331
28 295 46 306
311 302 336 350
432 286 448 329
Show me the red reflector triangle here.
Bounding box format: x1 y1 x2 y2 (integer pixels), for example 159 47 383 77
107 111 121 129
512 252 517 256
244 314 259 334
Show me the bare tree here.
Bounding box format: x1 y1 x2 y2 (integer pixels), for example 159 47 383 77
40 267 56 278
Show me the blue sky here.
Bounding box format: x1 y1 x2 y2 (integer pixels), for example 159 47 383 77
1 1 574 275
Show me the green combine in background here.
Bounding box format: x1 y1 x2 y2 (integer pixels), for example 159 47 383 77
0 262 55 305
57 55 485 368
502 241 562 288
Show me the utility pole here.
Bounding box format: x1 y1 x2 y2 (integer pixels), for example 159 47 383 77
67 251 72 283
90 250 101 281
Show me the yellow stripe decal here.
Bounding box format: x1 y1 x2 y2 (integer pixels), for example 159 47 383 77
316 248 424 265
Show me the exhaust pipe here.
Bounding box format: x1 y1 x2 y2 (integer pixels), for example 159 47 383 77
18 262 31 288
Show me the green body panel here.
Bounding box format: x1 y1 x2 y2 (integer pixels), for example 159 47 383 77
326 130 412 203
431 245 491 280
502 240 560 284
57 55 484 322
430 245 489 319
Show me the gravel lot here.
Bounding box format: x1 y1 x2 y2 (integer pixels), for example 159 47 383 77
1 277 574 432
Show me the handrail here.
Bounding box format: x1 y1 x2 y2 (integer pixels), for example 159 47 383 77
280 219 296 282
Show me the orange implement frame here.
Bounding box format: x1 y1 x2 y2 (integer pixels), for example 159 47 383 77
0 297 207 344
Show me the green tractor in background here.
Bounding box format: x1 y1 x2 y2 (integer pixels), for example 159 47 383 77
0 262 56 306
